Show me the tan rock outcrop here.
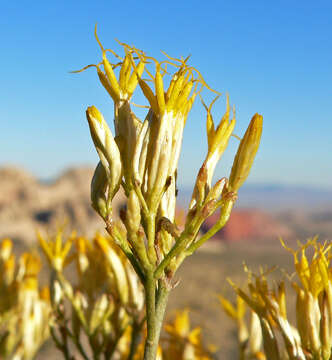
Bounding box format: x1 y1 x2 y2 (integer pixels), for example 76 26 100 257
0 166 125 244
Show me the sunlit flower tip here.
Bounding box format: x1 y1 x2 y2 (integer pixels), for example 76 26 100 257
86 106 122 193
52 279 63 306
89 294 111 333
203 95 236 187
205 177 227 203
165 309 191 338
75 236 86 254
218 295 238 320
1 237 13 261
21 252 41 277
229 113 263 192
155 346 163 360
19 252 41 290
3 254 15 285
306 292 321 353
219 294 246 321
37 231 73 271
248 311 263 352
74 237 90 274
73 291 88 311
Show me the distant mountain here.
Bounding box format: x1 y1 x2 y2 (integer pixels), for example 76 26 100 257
0 166 125 244
177 184 332 211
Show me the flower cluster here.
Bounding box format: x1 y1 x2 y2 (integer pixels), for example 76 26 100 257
38 230 145 359
1 233 215 360
0 238 51 359
75 26 263 359
221 237 332 360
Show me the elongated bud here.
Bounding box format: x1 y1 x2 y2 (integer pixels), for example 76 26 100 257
306 292 321 355
229 114 263 192
126 190 141 234
260 318 280 360
125 262 144 311
89 294 110 334
91 161 108 219
249 311 262 355
95 234 129 304
86 106 122 199
205 177 227 203
294 285 310 349
51 280 63 307
203 95 236 187
321 291 332 360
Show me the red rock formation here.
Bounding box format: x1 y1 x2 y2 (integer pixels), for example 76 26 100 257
202 208 293 242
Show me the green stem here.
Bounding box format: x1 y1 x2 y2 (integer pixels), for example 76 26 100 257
147 214 157 265
144 273 156 359
154 198 234 278
154 218 201 279
144 282 169 360
185 198 234 255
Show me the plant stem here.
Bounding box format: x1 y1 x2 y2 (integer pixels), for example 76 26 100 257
143 281 169 360
144 273 156 359
185 198 234 255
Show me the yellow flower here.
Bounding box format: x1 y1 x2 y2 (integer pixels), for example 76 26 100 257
202 94 236 187
38 230 74 271
164 309 213 360
229 113 263 192
0 238 13 261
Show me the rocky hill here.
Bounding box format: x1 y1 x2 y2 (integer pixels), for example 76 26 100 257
202 209 293 242
0 166 125 244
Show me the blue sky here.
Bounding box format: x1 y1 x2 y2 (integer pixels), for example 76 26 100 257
1 0 331 189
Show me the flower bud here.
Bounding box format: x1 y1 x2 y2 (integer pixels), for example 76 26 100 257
260 318 280 360
91 161 108 219
203 95 236 188
51 280 63 307
205 177 227 203
95 234 129 304
248 311 262 355
89 294 110 334
321 291 332 360
86 106 122 199
229 113 263 192
305 292 321 355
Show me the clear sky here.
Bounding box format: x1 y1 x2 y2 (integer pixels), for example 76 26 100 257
1 0 331 189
